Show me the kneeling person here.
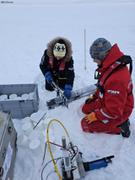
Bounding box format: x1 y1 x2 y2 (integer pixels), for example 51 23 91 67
40 37 75 99
81 38 134 137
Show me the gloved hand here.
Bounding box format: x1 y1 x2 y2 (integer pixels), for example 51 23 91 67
64 84 72 99
85 94 94 104
85 112 97 124
45 71 53 84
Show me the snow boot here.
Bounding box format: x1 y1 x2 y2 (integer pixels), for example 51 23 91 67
119 119 130 138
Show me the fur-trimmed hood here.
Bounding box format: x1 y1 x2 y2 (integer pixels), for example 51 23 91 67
47 37 72 62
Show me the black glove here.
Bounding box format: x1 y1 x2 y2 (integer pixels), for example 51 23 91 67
85 95 94 104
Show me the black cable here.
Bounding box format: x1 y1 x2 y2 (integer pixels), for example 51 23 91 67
69 145 79 160
41 157 62 180
41 142 47 166
33 112 47 130
46 170 56 180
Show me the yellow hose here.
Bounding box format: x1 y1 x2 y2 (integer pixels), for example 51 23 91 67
46 119 70 180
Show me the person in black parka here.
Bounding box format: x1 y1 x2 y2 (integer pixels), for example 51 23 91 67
40 37 75 99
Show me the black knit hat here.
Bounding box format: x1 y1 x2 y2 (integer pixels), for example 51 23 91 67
90 38 112 61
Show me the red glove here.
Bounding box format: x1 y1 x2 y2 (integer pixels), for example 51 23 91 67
85 112 97 124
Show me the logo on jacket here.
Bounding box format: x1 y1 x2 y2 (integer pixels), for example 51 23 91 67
107 90 120 95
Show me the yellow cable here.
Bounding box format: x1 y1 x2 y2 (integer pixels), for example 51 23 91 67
46 119 70 180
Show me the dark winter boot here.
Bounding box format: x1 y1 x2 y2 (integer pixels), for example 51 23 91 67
119 120 130 138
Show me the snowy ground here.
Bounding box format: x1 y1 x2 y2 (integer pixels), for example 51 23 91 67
0 0 135 180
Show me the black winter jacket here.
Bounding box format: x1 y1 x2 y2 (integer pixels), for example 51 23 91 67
40 49 75 86
40 37 75 88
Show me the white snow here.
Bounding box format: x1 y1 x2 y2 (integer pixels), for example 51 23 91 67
0 0 135 180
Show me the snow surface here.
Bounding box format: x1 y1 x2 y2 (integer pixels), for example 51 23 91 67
0 0 135 180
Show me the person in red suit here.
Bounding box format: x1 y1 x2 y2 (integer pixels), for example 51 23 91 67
81 38 134 137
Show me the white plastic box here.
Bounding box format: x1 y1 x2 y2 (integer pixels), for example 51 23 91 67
0 84 39 119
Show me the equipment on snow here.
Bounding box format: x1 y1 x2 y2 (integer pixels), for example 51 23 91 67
61 137 86 180
83 155 114 171
47 84 97 109
45 119 114 180
0 111 17 180
61 136 114 180
51 81 68 107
